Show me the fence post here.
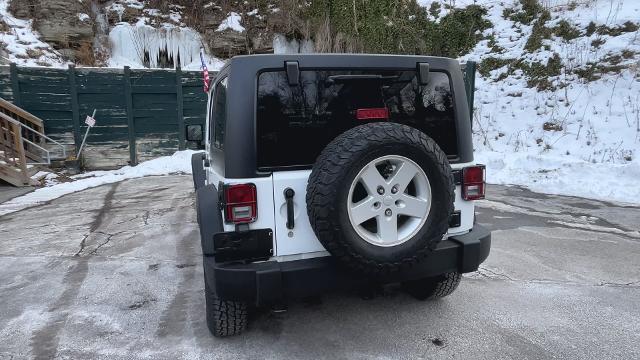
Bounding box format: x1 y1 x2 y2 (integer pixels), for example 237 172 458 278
124 66 137 165
68 64 81 152
176 66 185 150
9 63 21 107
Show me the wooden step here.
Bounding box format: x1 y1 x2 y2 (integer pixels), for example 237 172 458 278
0 163 36 187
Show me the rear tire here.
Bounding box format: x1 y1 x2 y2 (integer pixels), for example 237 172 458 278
204 272 248 337
191 152 206 191
403 272 462 300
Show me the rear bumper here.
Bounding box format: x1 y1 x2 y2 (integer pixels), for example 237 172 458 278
204 224 491 306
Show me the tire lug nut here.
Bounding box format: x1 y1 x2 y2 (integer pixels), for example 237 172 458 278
377 186 385 195
385 209 392 216
391 186 398 194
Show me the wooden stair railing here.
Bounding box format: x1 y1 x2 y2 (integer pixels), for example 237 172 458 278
0 116 34 186
0 97 68 187
0 97 45 131
0 97 45 162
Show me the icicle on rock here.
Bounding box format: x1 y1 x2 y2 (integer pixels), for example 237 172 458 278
109 23 203 68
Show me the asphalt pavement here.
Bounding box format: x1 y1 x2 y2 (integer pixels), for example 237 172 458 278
0 175 638 359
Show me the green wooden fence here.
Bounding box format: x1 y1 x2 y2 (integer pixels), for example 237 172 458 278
0 64 212 169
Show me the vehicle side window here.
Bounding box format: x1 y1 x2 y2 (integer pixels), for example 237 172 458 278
207 89 215 143
212 77 228 150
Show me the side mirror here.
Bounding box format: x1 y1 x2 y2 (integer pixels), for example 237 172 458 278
417 62 430 85
186 124 203 142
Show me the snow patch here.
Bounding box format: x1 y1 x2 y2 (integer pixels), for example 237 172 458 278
216 12 245 32
0 150 197 216
168 10 182 24
114 0 144 10
477 151 640 205
107 3 126 22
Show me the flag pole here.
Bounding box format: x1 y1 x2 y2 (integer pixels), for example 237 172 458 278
200 47 210 93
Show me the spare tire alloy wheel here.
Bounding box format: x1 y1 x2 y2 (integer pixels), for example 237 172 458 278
347 155 431 247
307 122 454 275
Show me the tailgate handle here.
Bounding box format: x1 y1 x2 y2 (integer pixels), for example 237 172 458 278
284 188 295 229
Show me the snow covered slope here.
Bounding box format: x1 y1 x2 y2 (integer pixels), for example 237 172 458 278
0 0 67 66
457 0 640 203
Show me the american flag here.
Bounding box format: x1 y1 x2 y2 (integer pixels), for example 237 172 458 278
200 48 210 93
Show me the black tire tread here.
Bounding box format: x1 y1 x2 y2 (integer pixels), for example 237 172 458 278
404 272 462 300
426 272 462 299
205 277 248 337
306 122 454 275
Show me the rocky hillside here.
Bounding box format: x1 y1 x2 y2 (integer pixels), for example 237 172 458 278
0 0 496 68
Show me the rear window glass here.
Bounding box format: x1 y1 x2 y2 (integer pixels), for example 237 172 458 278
256 69 456 169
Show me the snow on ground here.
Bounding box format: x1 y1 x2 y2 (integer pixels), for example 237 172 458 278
470 66 640 203
453 0 640 204
477 151 640 204
0 0 67 67
0 150 196 216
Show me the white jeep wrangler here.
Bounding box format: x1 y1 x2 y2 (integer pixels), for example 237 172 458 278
191 54 491 337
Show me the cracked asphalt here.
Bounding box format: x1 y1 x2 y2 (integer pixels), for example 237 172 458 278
0 175 639 359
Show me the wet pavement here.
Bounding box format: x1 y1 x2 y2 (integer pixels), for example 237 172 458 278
0 175 638 359
0 181 32 204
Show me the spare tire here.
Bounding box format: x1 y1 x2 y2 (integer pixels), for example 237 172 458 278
306 122 454 275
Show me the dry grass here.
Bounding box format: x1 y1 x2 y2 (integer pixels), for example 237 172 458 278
25 48 43 58
75 42 96 66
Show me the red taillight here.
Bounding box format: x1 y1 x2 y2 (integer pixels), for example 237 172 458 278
224 183 257 224
356 108 389 120
462 165 485 200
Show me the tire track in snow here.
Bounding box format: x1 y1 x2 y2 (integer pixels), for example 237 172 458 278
29 183 119 359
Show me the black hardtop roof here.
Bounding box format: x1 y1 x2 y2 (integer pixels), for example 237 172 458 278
221 53 461 73
232 53 454 61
